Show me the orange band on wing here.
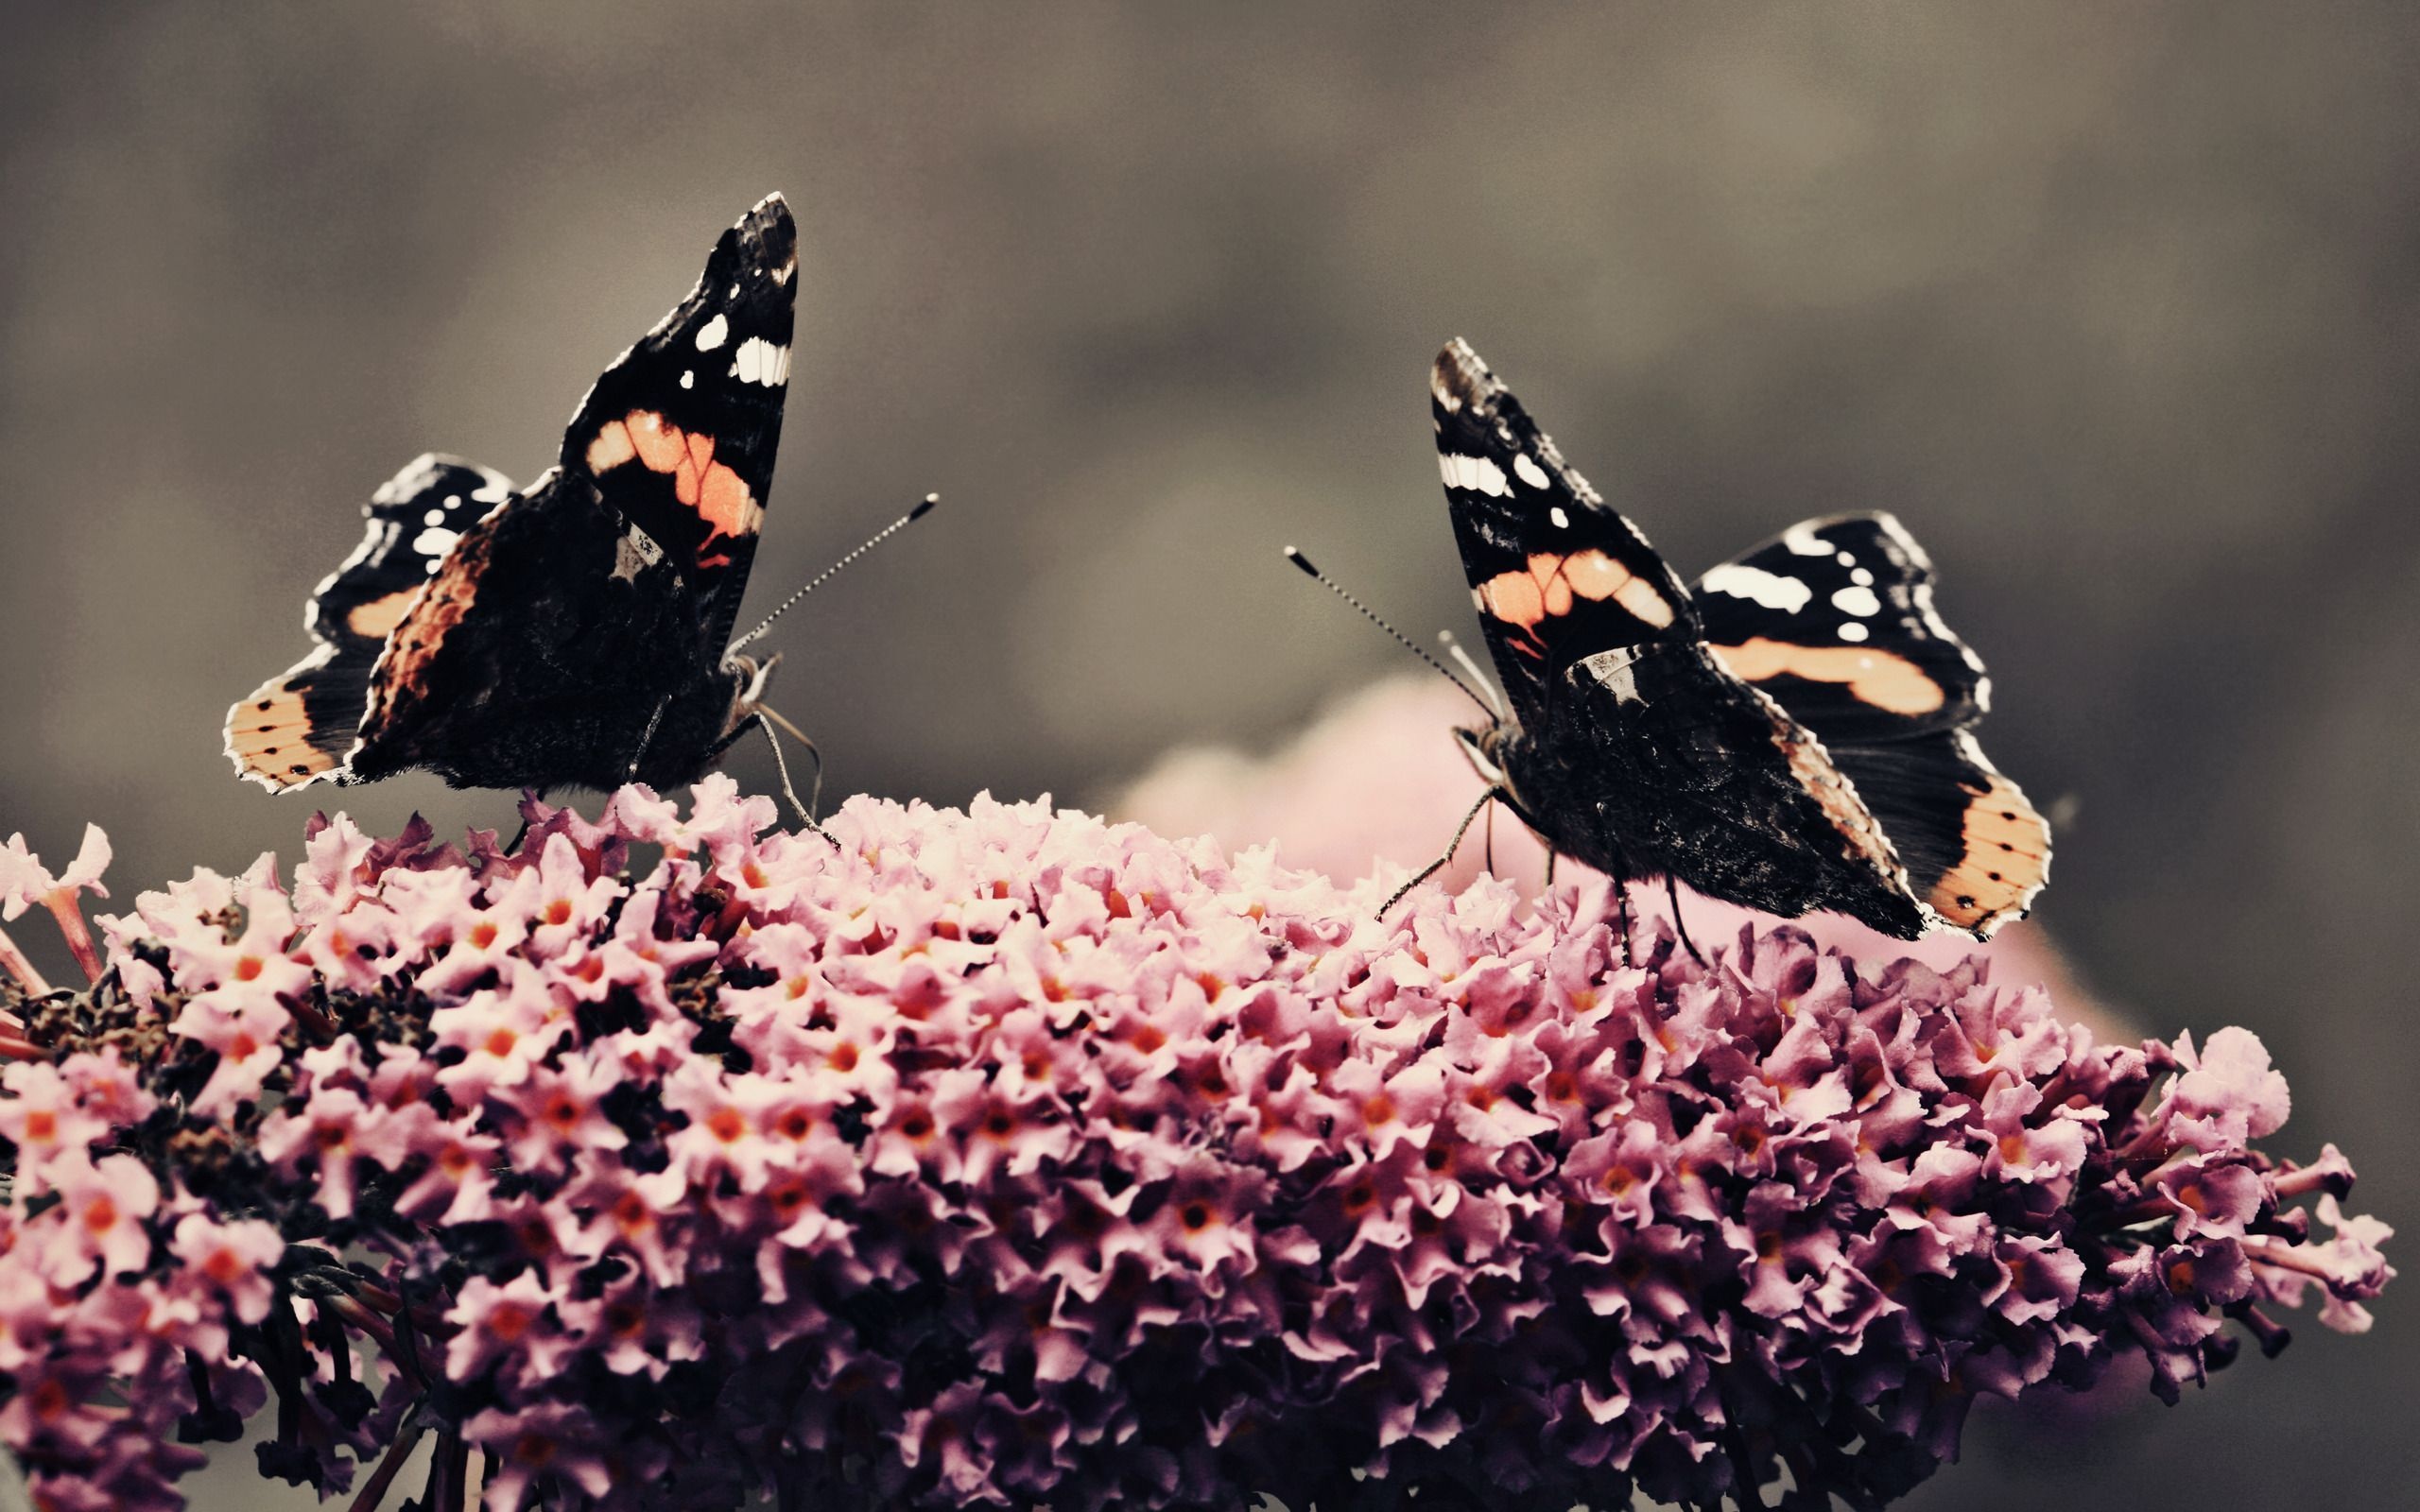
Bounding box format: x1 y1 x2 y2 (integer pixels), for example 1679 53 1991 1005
1926 771 2048 934
1475 549 1674 655
344 587 423 643
1708 637 1945 716
583 410 763 567
226 676 342 790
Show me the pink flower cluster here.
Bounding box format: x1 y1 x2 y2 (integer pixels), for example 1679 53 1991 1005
0 782 2392 1511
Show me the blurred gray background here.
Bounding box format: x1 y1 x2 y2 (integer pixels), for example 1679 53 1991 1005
2 3 2413 1508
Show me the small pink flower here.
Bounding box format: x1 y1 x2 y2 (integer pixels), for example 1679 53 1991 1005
0 824 110 919
0 1063 111 1188
462 1400 614 1505
168 1215 283 1326
38 1151 159 1286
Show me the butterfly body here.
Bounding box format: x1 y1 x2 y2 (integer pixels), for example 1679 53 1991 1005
229 196 800 798
1432 339 2048 940
333 466 767 793
1457 644 1933 938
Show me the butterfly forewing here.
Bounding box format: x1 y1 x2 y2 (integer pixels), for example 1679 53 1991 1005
1431 339 1698 730
562 193 798 655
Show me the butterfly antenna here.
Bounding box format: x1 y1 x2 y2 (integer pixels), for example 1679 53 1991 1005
727 493 940 655
1283 547 1495 716
1437 628 1505 718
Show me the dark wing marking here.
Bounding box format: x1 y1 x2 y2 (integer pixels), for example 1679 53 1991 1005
1825 730 2048 937
1695 513 1987 745
1432 339 1697 731
562 192 798 653
225 454 514 791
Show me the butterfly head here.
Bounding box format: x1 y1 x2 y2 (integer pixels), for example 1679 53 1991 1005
1454 718 1520 796
723 650 780 735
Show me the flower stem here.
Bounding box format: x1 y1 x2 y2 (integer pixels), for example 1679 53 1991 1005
0 923 48 996
346 1400 426 1512
42 891 102 986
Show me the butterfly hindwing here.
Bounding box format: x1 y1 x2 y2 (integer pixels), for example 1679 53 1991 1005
562 192 797 655
1432 339 1698 729
1688 511 2048 935
1694 513 1988 745
224 455 514 791
1825 730 2049 936
1534 642 1934 939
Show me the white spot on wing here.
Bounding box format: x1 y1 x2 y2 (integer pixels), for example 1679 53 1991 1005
423 508 445 527
1702 563 1813 613
732 336 789 387
1831 585 1881 617
772 258 796 286
1439 454 1510 496
610 526 664 582
1851 567 1875 586
1836 551 1858 567
444 494 462 510
1838 621 1869 642
695 314 729 352
1784 523 1830 557
1513 454 1551 490
413 526 460 561
1548 507 1570 529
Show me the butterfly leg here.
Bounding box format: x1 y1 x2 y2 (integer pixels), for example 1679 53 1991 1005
1380 787 1502 918
748 713 840 848
1665 871 1706 967
1609 856 1634 968
625 696 671 782
505 789 550 855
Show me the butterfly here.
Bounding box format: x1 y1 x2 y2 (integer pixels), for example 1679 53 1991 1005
226 194 814 807
1421 337 2048 948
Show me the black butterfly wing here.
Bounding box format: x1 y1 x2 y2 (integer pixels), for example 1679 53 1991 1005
1822 730 2049 936
561 191 797 657
1431 339 1698 731
224 454 514 791
1691 513 2048 936
342 464 714 791
239 196 798 796
1525 642 1937 939
1693 513 1987 744
351 196 803 791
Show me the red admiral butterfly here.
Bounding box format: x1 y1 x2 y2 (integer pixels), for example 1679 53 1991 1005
226 194 879 815
1345 339 2050 948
